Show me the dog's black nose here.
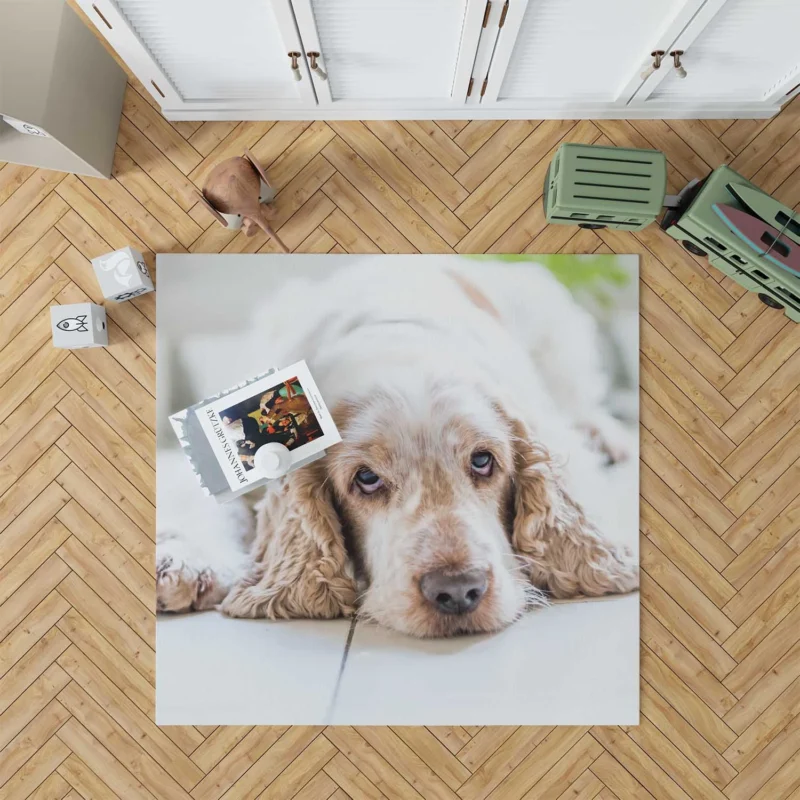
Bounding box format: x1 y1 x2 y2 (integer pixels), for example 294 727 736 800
420 569 488 615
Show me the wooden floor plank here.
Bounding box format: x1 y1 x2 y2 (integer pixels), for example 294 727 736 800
640 649 737 755
186 122 239 158
723 500 800 595
110 148 202 249
0 170 66 242
642 608 738 719
57 645 202 789
641 538 736 644
189 726 289 800
56 536 153 645
56 462 155 557
56 681 193 800
0 264 69 347
325 126 462 249
0 490 71 579
0 228 68 316
364 120 469 210
0 378 70 490
0 193 70 276
0 696 71 789
0 163 37 206
56 572 154 684
55 392 155 496
400 120 470 175
56 717 158 800
0 316 62 419
57 499 153 597
121 86 202 176
115 116 201 212
454 119 579 230
641 501 736 609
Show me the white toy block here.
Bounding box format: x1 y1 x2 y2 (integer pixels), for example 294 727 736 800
50 303 107 349
91 246 154 302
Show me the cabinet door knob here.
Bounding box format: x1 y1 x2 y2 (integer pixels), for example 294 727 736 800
307 52 328 81
640 50 665 81
670 50 687 79
288 52 302 81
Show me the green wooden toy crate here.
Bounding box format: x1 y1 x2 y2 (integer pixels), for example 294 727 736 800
660 165 800 323
544 143 667 231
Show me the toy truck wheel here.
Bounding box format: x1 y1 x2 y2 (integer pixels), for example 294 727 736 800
758 293 784 310
578 223 607 230
682 240 707 257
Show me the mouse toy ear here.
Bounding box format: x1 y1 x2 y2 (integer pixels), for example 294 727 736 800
196 190 230 228
243 148 273 190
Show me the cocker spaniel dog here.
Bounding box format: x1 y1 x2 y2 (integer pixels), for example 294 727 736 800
156 257 638 637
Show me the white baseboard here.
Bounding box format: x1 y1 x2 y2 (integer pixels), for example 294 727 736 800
163 103 780 122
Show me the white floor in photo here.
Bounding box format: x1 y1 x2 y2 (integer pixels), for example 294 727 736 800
155 447 639 726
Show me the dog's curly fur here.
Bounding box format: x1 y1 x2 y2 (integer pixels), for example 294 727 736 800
220 459 358 619
157 257 638 637
506 415 637 599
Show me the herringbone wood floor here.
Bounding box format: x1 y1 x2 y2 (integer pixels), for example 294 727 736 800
2 52 800 799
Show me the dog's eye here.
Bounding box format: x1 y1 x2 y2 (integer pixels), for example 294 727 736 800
471 451 494 477
355 467 384 495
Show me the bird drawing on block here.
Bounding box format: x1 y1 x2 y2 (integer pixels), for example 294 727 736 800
197 148 289 253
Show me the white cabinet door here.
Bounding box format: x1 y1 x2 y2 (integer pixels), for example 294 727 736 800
76 0 316 111
481 0 707 108
290 0 487 108
639 0 800 107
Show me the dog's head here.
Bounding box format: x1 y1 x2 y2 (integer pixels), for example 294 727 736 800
323 383 537 637
220 372 637 637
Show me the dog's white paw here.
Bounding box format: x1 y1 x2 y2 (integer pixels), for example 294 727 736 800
579 414 634 465
156 536 226 613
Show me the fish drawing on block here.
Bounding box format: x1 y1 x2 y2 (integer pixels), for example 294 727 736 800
712 203 800 276
57 315 89 332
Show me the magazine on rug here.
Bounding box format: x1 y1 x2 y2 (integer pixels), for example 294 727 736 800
193 360 340 491
155 253 639 726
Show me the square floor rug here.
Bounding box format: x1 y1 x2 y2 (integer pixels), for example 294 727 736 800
155 253 639 725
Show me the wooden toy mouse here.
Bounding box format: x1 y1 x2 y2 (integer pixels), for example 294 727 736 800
197 148 289 253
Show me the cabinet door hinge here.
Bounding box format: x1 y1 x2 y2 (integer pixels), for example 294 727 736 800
467 77 475 97
482 0 491 27
499 0 509 27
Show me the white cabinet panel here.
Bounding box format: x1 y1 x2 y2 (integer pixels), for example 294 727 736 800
292 0 485 106
78 0 794 118
77 0 315 109
648 0 800 102
491 0 691 103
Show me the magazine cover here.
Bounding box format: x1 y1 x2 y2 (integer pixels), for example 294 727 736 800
193 361 340 491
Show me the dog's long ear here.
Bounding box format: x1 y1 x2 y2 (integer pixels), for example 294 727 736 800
221 460 357 619
508 415 638 598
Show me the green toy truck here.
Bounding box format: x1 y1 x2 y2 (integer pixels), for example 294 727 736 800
544 143 800 322
543 143 667 231
659 165 800 322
